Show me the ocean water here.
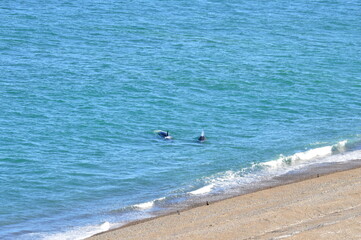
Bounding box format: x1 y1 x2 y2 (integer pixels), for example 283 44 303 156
1 0 361 239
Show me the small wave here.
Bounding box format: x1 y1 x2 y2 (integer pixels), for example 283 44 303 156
263 140 348 170
188 171 255 196
133 197 166 210
189 184 215 195
39 221 113 240
187 140 353 198
133 201 154 209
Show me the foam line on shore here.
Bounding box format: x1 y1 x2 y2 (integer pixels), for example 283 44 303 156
133 197 166 210
38 222 113 240
88 166 361 240
264 140 348 170
188 140 353 198
189 184 215 195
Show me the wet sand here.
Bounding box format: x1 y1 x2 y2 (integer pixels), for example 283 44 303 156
88 165 361 240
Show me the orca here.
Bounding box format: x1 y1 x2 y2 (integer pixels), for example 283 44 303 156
157 130 173 140
198 130 206 142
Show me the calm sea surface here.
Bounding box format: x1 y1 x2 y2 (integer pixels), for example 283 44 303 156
1 0 361 239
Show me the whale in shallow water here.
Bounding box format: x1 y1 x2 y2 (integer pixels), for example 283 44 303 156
155 130 173 140
198 130 206 142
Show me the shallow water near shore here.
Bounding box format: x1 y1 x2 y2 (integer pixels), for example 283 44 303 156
1 0 361 239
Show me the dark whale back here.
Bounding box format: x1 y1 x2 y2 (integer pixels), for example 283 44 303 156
158 131 168 137
157 130 172 139
198 130 206 142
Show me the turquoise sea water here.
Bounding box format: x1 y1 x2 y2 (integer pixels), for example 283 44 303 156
1 0 361 239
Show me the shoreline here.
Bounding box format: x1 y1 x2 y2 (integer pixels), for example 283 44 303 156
87 159 361 239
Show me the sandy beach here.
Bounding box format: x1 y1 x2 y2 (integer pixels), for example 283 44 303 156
88 166 361 240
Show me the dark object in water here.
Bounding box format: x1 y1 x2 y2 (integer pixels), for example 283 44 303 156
157 130 172 140
198 130 206 142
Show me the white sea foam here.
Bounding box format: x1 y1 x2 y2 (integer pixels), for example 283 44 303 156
40 221 113 240
191 169 274 197
134 201 154 209
190 184 215 195
187 140 354 197
189 170 258 196
314 148 361 164
40 195 173 239
263 140 348 171
133 197 166 210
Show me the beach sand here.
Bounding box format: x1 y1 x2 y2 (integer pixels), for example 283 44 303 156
88 166 361 240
